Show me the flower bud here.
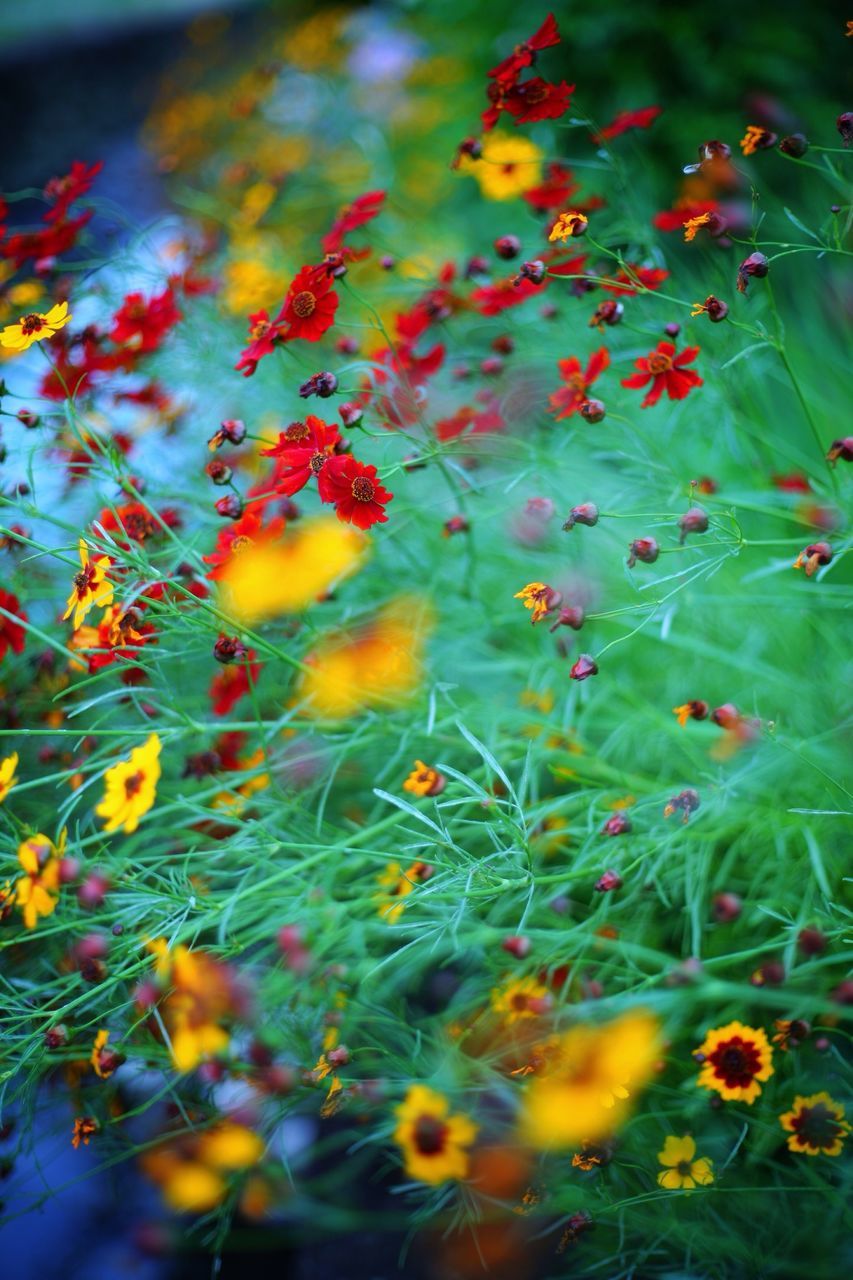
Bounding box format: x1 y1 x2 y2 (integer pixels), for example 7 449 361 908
336 335 359 355
751 961 785 987
380 255 395 270
678 506 708 543
480 355 503 376
492 334 514 355
59 856 81 884
779 133 809 158
627 537 659 567
706 295 728 322
569 654 598 681
589 299 623 329
205 460 233 486
594 869 622 893
601 812 631 837
516 260 545 285
663 788 701 822
45 1024 69 1050
501 935 531 959
562 502 599 531
712 892 742 923
443 515 470 537
826 436 853 465
736 251 769 294
549 605 585 631
579 398 605 424
836 113 852 147
17 409 40 429
494 234 521 260
214 634 248 664
299 371 338 399
220 418 246 444
793 541 832 576
215 494 243 519
664 322 680 338
797 926 826 956
78 872 110 910
465 255 490 278
338 402 363 428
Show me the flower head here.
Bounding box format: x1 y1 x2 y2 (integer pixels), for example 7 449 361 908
683 212 712 241
779 1092 849 1156
403 761 446 798
279 265 339 343
62 539 114 630
320 455 394 530
0 752 19 804
393 1084 477 1184
261 414 342 498
549 210 588 241
656 1134 714 1190
15 830 65 929
1 301 71 353
514 582 561 623
0 589 28 662
458 132 543 201
95 733 161 834
549 348 609 419
376 859 432 924
621 341 702 408
695 1021 773 1103
491 975 550 1024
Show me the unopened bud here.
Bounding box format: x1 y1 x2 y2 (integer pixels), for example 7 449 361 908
779 133 809 158
627 537 659 567
494 234 521 260
563 502 598 531
570 654 598 681
678 506 708 543
601 812 631 837
579 398 605 424
213 634 248 664
595 869 622 893
215 494 243 519
501 935 531 959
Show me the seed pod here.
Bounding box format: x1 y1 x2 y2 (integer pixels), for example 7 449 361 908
549 605 585 632
678 506 708 543
494 234 521 260
206 459 233 486
562 502 599 531
594 869 622 893
569 654 598 681
214 634 248 664
516 259 545 285
736 251 769 294
712 892 742 923
299 371 338 398
589 299 623 329
779 133 809 158
579 398 605 424
793 541 832 576
627 537 659 567
797 927 826 956
826 436 853 465
492 334 514 355
215 494 243 519
338 402 363 427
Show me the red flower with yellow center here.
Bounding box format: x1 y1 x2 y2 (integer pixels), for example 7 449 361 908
695 1020 773 1104
621 341 702 408
549 347 610 419
779 1092 850 1157
204 507 285 580
279 266 339 343
261 414 342 497
320 455 393 530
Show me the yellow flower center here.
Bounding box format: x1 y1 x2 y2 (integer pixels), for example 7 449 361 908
648 353 673 375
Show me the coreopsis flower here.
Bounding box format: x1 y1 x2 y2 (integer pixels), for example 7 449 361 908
521 1009 661 1147
656 1135 714 1190
403 761 446 798
147 939 238 1073
15 831 64 929
471 272 547 315
592 105 662 144
740 124 777 156
549 210 588 241
492 76 574 129
514 582 561 623
599 265 668 296
549 348 609 419
90 1029 124 1080
0 301 71 353
793 541 832 576
62 539 114 630
0 752 18 803
672 700 709 727
321 190 386 254
523 162 578 211
393 1085 477 1185
682 212 713 241
44 160 103 223
235 308 286 377
204 506 286 581
71 1117 99 1149
321 455 394 530
261 415 342 497
279 265 339 343
95 733 161 834
569 654 598 680
694 1021 773 1103
458 132 543 201
621 341 702 408
141 1122 263 1212
491 975 550 1023
736 251 769 294
109 288 180 354
210 653 262 716
779 1092 850 1157
1 212 92 270
376 859 433 924
691 295 729 322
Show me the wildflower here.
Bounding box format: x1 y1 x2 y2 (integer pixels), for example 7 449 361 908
691 295 729 322
376 860 433 924
736 251 769 294
210 652 262 716
148 940 236 1072
826 436 853 465
491 975 551 1023
488 76 573 130
0 301 71 353
682 212 712 241
656 1135 714 1190
779 1093 849 1156
571 1139 613 1170
549 348 610 420
599 265 668 296
695 1021 773 1103
321 189 386 255
521 1009 661 1147
772 1018 810 1051
403 761 446 798
394 1085 478 1184
15 831 64 928
569 654 598 681
673 700 709 727
62 539 114 630
778 133 809 158
72 1117 99 1149
0 752 18 804
261 414 342 497
514 582 561 624
678 506 709 543
488 13 560 85
279 265 339 343
589 299 623 330
458 132 543 201
621 341 702 408
663 788 701 822
740 124 778 156
549 210 588 241
235 308 284 377
91 1029 124 1079
44 160 103 223
793 541 832 576
627 537 659 567
321 455 394 530
299 370 338 399
140 1122 263 1212
95 733 161 834
562 502 599 531
593 104 661 144
110 288 180 354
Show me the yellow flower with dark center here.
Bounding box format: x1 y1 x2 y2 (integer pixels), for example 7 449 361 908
740 124 768 155
656 1134 714 1189
62 539 114 630
15 830 65 929
458 131 543 201
683 212 712 241
375 860 432 924
402 760 445 797
0 301 71 353
147 938 234 1072
95 733 161 834
779 1092 850 1156
393 1084 477 1184
0 752 19 804
491 975 550 1024
549 210 588 241
695 1020 773 1104
520 1009 661 1148
140 1122 263 1213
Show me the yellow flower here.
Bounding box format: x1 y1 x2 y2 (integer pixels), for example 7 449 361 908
222 255 288 316
549 210 588 241
393 1084 477 1184
15 830 65 929
656 1134 714 1190
62 539 114 630
0 752 18 804
520 1009 661 1148
402 760 445 797
683 212 712 241
740 124 767 156
458 132 543 201
375 859 432 924
514 582 559 624
491 975 550 1024
695 1020 773 1104
218 516 366 626
197 1122 265 1170
0 301 71 352
95 733 161 834
779 1091 850 1156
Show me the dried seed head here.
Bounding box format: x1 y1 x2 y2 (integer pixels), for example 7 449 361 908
579 398 606 424
569 653 598 681
779 133 809 158
627 537 659 567
678 506 709 543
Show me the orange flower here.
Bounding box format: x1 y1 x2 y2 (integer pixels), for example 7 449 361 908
402 760 445 797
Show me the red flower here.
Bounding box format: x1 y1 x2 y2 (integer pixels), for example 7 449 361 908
549 348 610 419
320 456 393 530
0 589 27 663
43 161 103 224
279 266 339 343
599 265 669 296
359 337 445 428
209 651 262 716
95 502 181 549
652 200 720 233
436 398 505 443
203 507 286 580
592 106 662 145
109 287 181 356
235 309 285 377
1 212 92 269
485 77 573 130
321 191 386 255
471 274 547 316
621 341 702 408
488 13 561 87
523 163 578 212
261 415 342 497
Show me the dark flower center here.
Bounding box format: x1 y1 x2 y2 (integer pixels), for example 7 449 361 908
309 452 328 475
709 1036 762 1087
21 313 45 335
791 1103 843 1150
351 476 375 502
676 1160 693 1177
292 290 317 319
285 421 310 442
648 353 673 375
413 1114 448 1156
251 319 272 340
124 770 145 798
